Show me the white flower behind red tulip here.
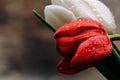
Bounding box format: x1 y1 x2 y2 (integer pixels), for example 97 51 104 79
44 0 116 34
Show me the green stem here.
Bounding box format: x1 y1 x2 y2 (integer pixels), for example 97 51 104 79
112 42 120 54
109 34 120 41
33 9 56 32
96 64 118 80
109 33 120 63
101 51 120 79
112 43 120 64
108 34 120 63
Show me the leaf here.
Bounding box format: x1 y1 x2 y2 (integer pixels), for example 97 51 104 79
33 9 56 32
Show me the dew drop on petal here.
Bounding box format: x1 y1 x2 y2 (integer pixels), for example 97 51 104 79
96 15 101 17
78 19 82 22
73 23 77 26
99 18 103 22
88 49 92 52
79 4 82 6
66 29 70 31
93 42 96 45
77 25 81 27
65 26 70 31
70 6 75 10
92 47 95 51
92 8 97 12
65 26 69 28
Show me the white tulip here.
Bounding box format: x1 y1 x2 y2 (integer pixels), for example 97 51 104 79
44 5 77 29
44 0 116 34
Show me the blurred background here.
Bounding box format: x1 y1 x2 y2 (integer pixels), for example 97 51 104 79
0 0 120 80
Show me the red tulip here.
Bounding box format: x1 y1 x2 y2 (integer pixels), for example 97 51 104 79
54 18 112 74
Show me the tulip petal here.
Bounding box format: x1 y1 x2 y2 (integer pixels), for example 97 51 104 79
57 58 83 74
84 0 116 34
44 5 76 29
56 29 105 57
57 57 96 74
52 0 116 34
54 19 104 39
52 0 97 20
55 19 106 57
70 35 112 66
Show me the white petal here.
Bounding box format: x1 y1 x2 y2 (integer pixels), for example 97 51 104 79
51 0 66 6
83 0 116 34
52 0 97 20
44 5 76 29
52 0 116 34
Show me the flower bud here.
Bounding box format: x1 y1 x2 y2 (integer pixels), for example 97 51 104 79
54 19 112 74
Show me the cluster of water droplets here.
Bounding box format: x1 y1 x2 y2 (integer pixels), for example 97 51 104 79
91 8 103 22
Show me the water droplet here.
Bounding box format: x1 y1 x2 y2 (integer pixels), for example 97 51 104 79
77 25 81 27
65 26 69 28
71 6 75 8
92 9 97 12
78 19 82 22
96 15 101 17
70 5 75 10
79 3 82 6
72 23 76 26
92 47 95 51
66 28 69 31
65 26 69 31
99 18 103 22
93 42 97 45
88 49 92 52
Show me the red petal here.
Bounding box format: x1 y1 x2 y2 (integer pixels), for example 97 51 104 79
54 18 104 39
57 58 80 74
56 29 105 57
70 35 112 67
57 58 94 74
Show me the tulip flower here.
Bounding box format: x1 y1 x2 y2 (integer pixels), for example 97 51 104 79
54 18 112 74
44 0 116 34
